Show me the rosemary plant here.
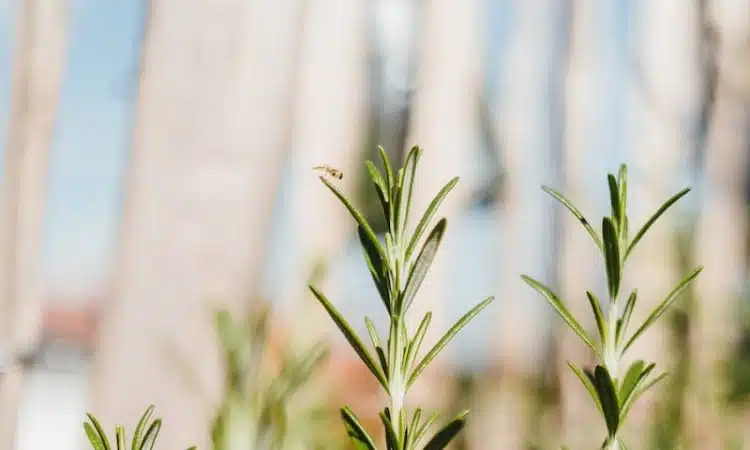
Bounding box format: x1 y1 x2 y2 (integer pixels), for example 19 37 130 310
309 146 494 449
210 305 331 450
83 405 196 450
522 164 703 450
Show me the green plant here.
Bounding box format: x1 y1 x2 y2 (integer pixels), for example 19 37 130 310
522 164 702 450
83 405 196 450
209 305 331 450
309 145 494 449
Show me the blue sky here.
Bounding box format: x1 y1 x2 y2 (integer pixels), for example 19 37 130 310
0 0 145 295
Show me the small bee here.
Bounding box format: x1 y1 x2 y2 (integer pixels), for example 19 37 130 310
313 164 344 180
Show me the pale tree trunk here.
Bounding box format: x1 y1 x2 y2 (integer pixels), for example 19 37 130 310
687 1 750 447
624 0 702 447
0 1 67 449
487 1 571 448
274 0 368 345
88 1 305 449
403 0 483 416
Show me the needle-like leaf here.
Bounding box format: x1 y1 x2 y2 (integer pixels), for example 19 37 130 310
602 217 621 300
624 187 691 260
309 286 388 391
623 267 703 353
587 291 607 345
399 146 421 243
405 177 459 262
132 406 154 450
85 413 112 450
400 218 447 313
592 366 620 437
522 276 599 356
567 362 603 415
341 407 378 450
408 297 494 387
542 186 604 252
139 419 162 450
607 174 622 229
422 411 468 450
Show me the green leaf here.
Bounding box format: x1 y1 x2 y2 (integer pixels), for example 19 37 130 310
400 218 447 313
617 165 628 235
542 186 604 252
404 312 432 375
586 291 607 345
83 422 107 450
116 426 126 450
624 187 691 260
405 177 459 262
412 413 439 449
405 408 423 449
616 290 637 346
358 226 391 313
567 362 603 414
618 362 656 422
602 217 621 300
592 366 620 436
399 146 422 242
270 342 329 401
607 174 622 228
380 410 400 450
319 176 389 269
309 285 388 391
139 419 161 450
85 413 112 450
132 405 154 450
366 160 390 207
341 407 377 450
522 276 599 356
408 296 494 387
422 411 468 450
618 360 646 408
623 267 703 353
379 146 395 194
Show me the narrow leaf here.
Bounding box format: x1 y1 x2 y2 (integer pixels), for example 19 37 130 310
593 366 620 436
358 226 391 313
404 312 432 374
623 267 703 353
380 410 400 450
619 365 660 422
341 407 377 450
401 218 447 313
139 419 161 450
405 177 459 262
116 426 126 450
586 291 607 345
379 146 395 190
319 176 389 267
85 413 112 450
83 422 106 450
522 276 599 356
408 297 494 387
309 285 388 391
607 174 622 228
616 290 637 346
413 413 439 449
603 217 621 299
422 411 468 450
132 406 154 450
617 165 628 235
618 360 646 408
567 362 603 414
399 146 422 241
624 187 691 260
542 186 604 252
365 160 391 222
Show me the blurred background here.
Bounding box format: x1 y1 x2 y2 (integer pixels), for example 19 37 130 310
0 0 749 449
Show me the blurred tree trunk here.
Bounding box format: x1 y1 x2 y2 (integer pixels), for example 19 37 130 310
687 1 750 447
88 1 305 448
274 0 368 342
625 0 702 447
556 1 608 447
404 0 483 415
0 1 67 449
487 1 571 448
